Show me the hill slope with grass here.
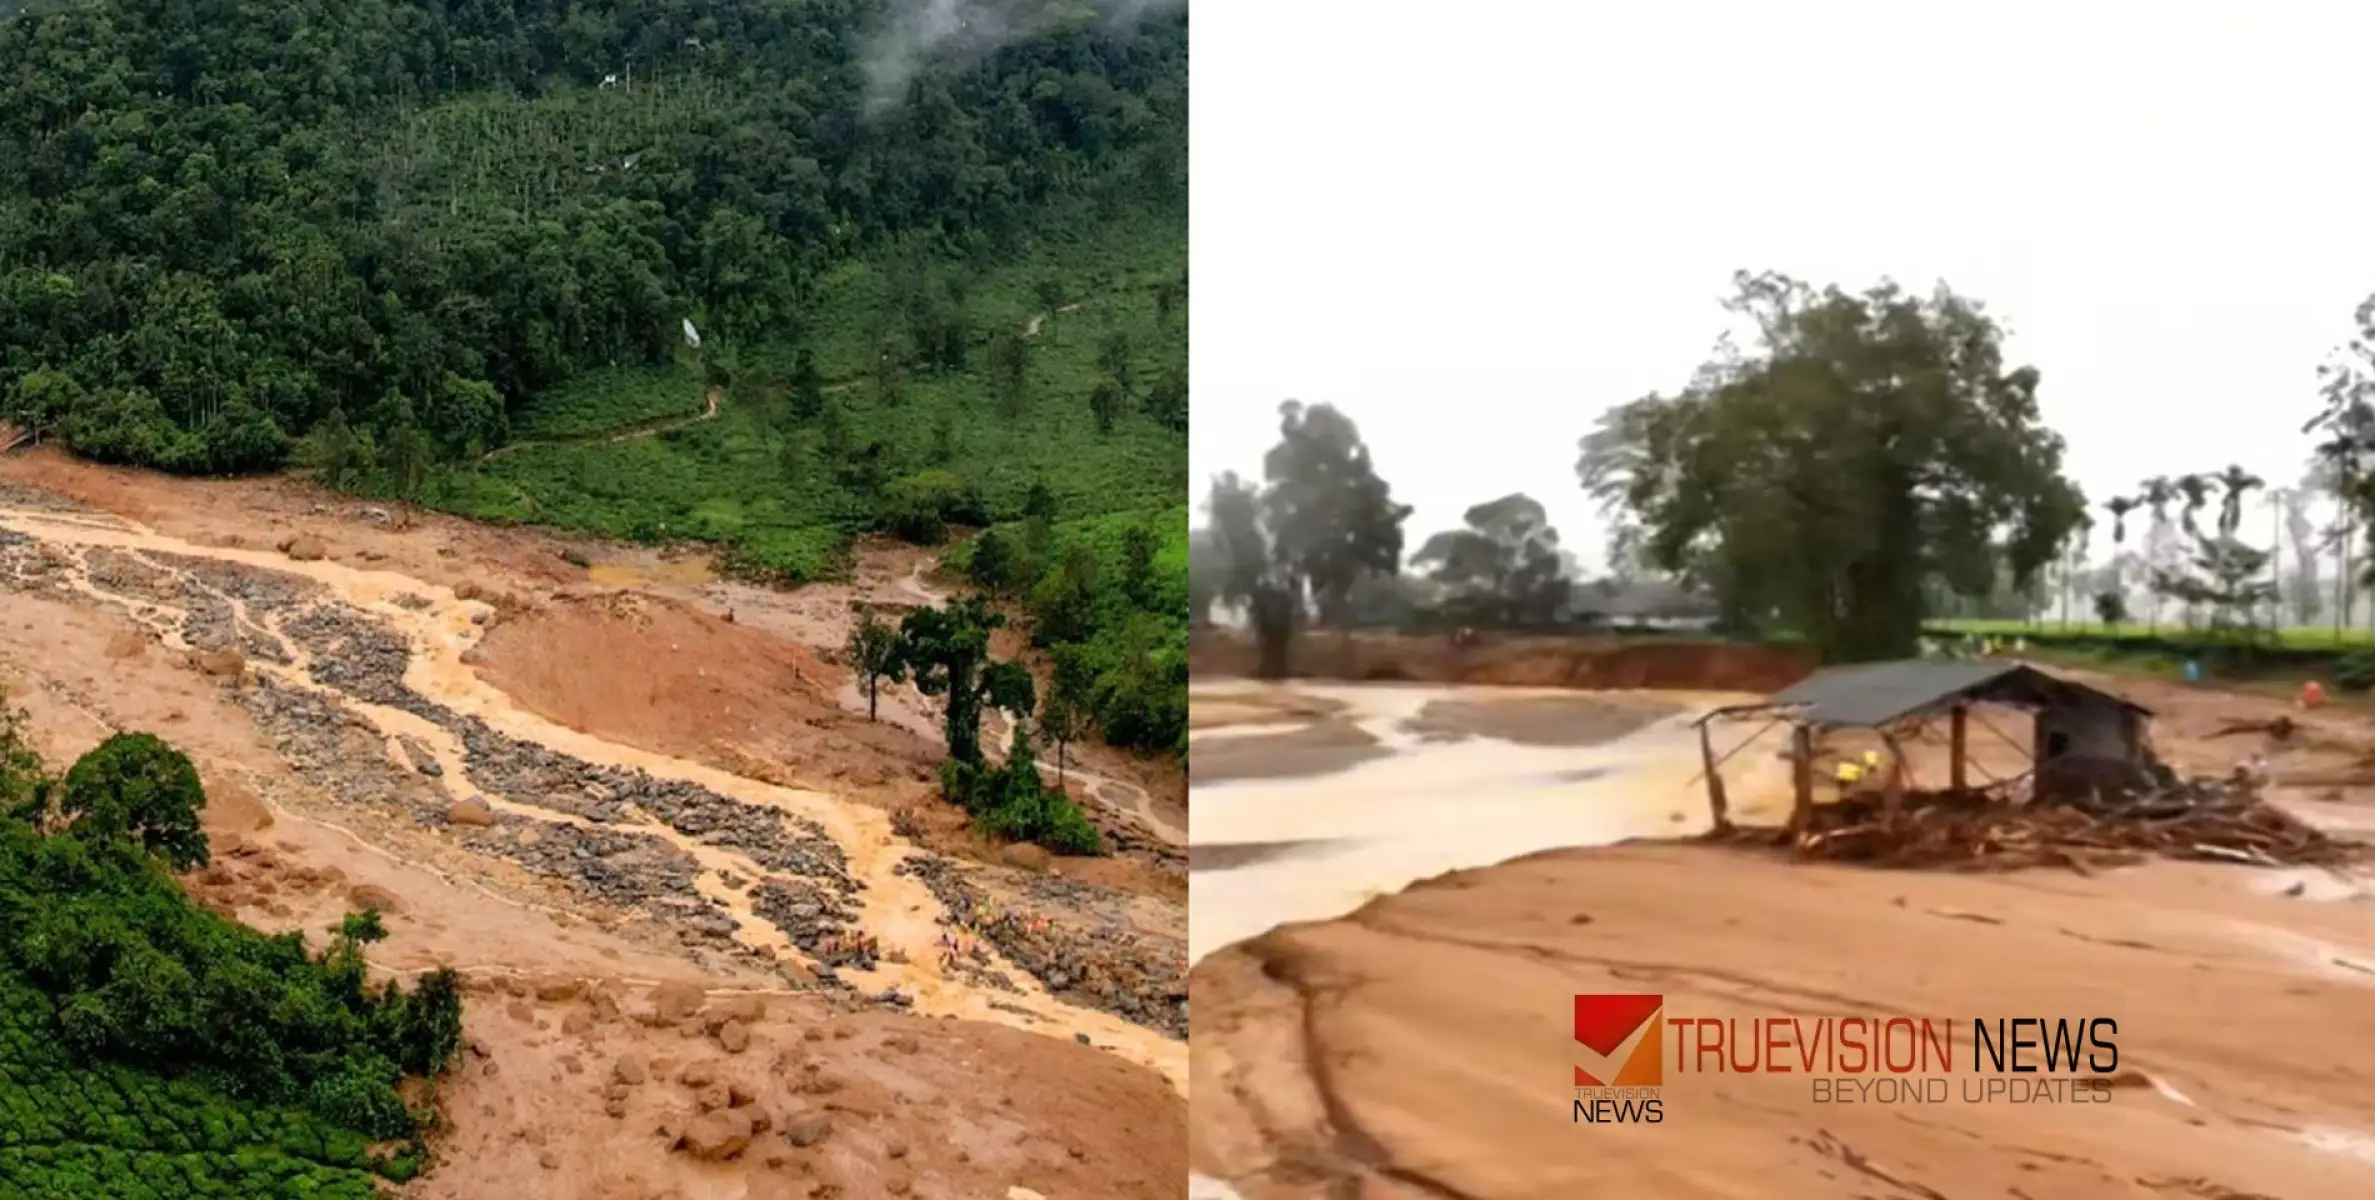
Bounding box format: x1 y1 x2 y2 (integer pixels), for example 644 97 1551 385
428 213 1185 581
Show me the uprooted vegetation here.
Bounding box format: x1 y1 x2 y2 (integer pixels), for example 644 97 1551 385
0 708 463 1197
1719 768 2361 873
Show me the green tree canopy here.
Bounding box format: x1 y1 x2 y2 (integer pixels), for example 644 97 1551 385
60 733 210 872
1408 492 1570 627
898 595 1035 766
1577 271 2085 662
1261 401 1413 625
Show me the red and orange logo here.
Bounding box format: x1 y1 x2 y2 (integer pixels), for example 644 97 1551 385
1574 994 1664 1087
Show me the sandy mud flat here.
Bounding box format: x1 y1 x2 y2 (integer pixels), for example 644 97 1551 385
1187 653 2375 1199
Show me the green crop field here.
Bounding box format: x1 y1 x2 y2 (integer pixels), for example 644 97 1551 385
0 963 388 1200
1928 618 2375 649
0 727 456 1200
417 214 1186 583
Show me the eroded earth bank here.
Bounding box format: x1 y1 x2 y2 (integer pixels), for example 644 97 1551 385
1188 631 2375 1200
0 449 1187 1200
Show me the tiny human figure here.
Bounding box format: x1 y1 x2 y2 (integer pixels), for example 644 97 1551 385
2302 679 2327 710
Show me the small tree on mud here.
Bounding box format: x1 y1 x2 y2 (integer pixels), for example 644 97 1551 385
975 723 1102 856
846 604 907 722
1038 646 1095 789
899 595 1036 766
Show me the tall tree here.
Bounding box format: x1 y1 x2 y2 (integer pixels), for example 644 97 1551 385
2102 495 2139 625
1577 271 2083 663
2304 337 2375 632
1407 492 1570 626
2173 473 2213 540
2213 464 2264 538
1038 646 1095 790
2136 476 2178 631
1259 401 1412 626
898 596 1036 767
2280 475 2326 627
845 604 906 722
1205 471 1296 677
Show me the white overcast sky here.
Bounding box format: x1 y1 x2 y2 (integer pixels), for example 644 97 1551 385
1187 0 2375 571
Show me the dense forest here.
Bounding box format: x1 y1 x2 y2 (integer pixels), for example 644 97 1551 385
0 0 1184 474
0 0 1189 759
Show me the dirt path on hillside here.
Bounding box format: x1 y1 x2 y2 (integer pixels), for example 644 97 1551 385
484 389 723 462
0 498 1180 1079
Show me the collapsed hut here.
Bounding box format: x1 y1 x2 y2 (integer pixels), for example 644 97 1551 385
1692 661 2152 837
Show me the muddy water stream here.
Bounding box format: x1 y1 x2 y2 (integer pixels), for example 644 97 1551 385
1186 680 1780 965
0 503 1186 1092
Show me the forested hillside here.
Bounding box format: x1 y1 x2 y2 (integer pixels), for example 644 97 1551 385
0 0 1186 551
0 0 1186 768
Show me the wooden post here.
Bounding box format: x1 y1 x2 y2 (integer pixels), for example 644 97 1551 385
1880 730 1908 820
1949 704 1969 793
1699 720 1731 833
1788 725 1814 843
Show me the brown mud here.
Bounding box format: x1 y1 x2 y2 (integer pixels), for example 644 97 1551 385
0 449 1187 1199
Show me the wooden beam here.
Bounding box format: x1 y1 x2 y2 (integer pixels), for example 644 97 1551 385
1700 720 1731 833
1879 729 1909 820
1949 704 1968 792
1788 725 1814 844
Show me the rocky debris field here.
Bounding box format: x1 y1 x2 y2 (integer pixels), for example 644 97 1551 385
236 676 742 954
0 540 886 979
899 855 1187 1041
1088 803 1187 874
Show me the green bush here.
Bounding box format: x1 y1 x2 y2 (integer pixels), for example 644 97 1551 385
0 719 463 1198
2334 650 2375 691
61 733 211 872
940 731 1104 857
880 469 988 546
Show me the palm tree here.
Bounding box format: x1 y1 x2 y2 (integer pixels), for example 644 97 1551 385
2062 512 2093 628
2104 495 2139 630
2106 496 2139 546
2137 477 2177 632
2213 464 2264 539
2174 473 2213 540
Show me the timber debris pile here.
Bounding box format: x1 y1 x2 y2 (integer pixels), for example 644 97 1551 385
1735 767 2359 873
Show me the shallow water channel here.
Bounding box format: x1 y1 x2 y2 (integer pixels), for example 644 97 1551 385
1186 680 1776 965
